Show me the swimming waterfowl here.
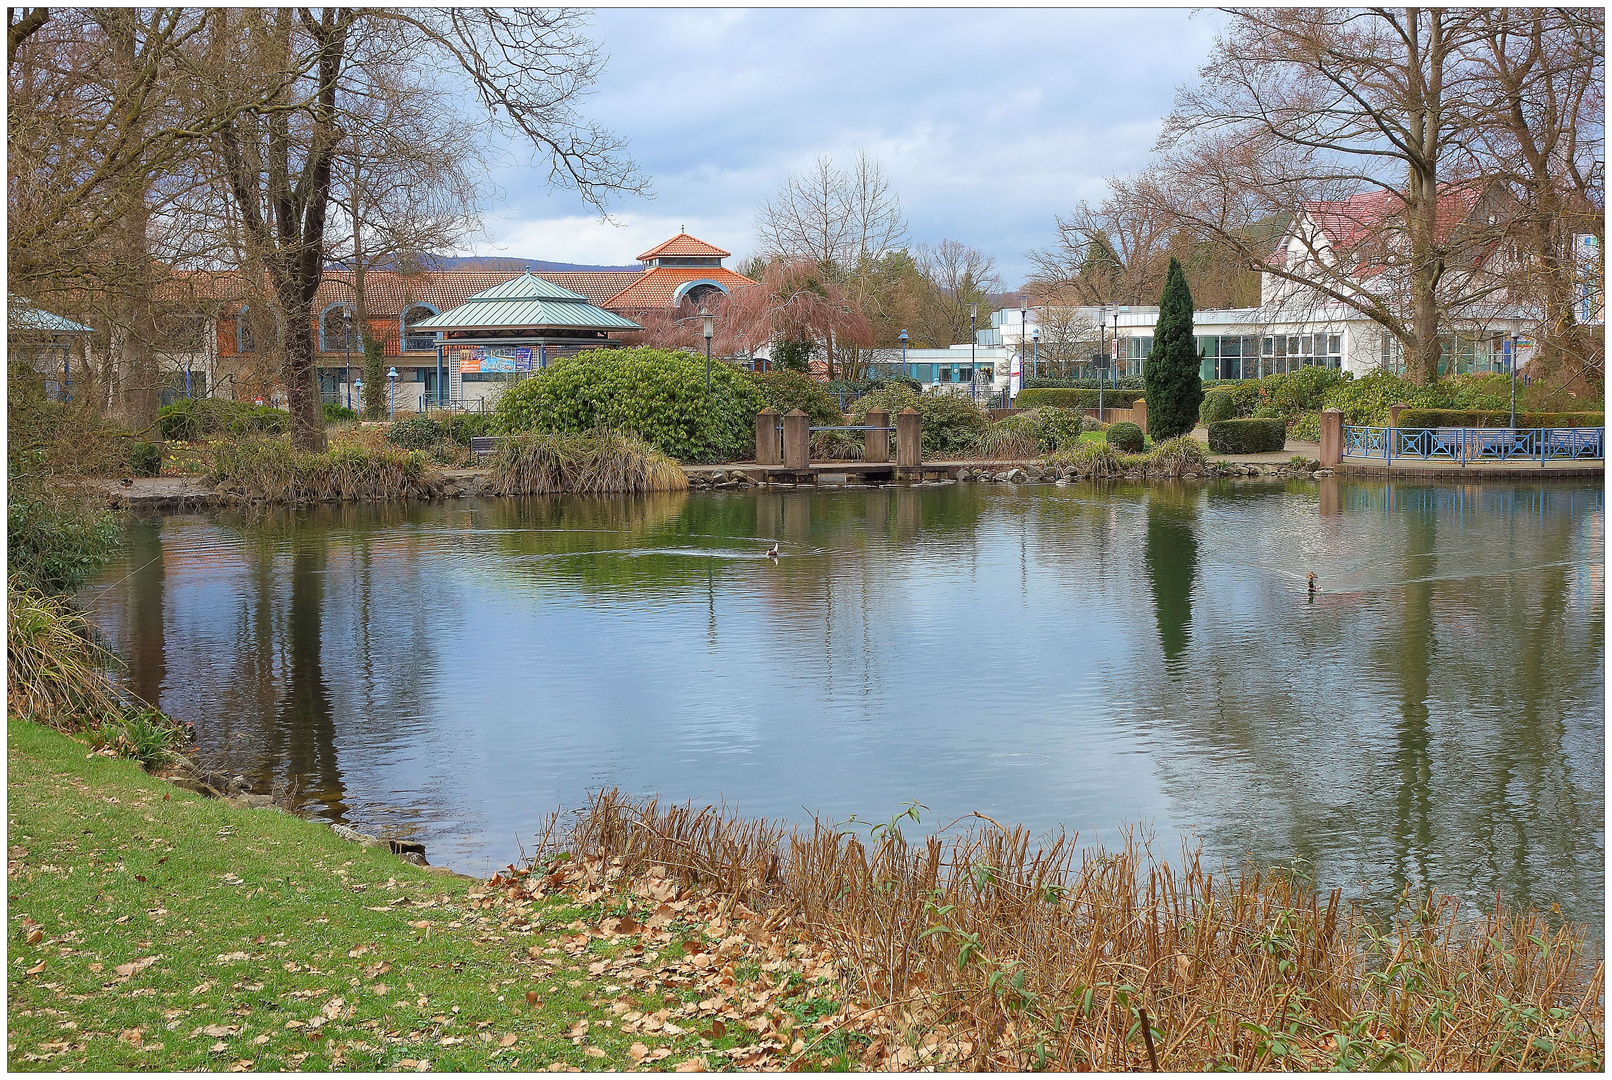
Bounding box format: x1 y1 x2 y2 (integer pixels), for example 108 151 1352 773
765 543 780 558
1307 572 1319 593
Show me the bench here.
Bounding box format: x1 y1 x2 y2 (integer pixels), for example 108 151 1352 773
469 436 507 457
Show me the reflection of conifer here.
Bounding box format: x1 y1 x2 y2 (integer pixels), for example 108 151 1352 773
1143 503 1196 663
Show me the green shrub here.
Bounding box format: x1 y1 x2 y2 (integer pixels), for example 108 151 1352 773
158 398 290 440
1395 409 1605 429
1208 417 1287 454
440 413 494 446
385 415 446 450
1289 411 1323 442
6 478 122 594
750 370 844 427
847 385 987 457
1022 375 1145 390
323 402 358 423
1015 388 1145 410
1199 388 1238 426
1321 370 1448 425
1107 421 1145 453
492 347 765 463
1144 258 1203 441
127 441 161 477
1270 366 1347 413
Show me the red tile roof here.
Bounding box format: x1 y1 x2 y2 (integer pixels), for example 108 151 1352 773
1301 182 1485 254
636 233 731 261
605 266 760 310
532 271 645 304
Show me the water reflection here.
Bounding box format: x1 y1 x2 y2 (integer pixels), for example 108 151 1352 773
85 480 1604 923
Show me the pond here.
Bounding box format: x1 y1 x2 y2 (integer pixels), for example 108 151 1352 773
85 478 1605 926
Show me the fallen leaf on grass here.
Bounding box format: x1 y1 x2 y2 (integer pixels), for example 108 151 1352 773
198 1024 239 1038
253 1034 270 1046
583 1046 606 1058
26 961 46 975
525 991 540 1006
216 952 250 964
26 928 43 945
119 1028 143 1047
628 1042 649 1063
115 954 158 980
673 1057 706 1072
228 1059 254 1072
499 1033 519 1048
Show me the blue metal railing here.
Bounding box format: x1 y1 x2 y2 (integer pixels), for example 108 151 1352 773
1342 426 1604 467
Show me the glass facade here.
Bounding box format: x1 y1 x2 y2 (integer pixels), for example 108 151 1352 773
1379 331 1502 376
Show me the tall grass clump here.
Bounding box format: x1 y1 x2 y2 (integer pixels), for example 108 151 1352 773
7 584 124 727
208 439 440 504
1048 436 1208 479
808 429 866 460
484 430 690 496
974 407 1084 458
536 791 1603 1072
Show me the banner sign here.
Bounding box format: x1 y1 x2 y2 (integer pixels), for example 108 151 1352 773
456 345 533 374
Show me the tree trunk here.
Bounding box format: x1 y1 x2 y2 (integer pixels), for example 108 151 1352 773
279 282 328 452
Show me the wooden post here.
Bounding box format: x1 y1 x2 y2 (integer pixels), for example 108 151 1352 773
864 409 890 463
1319 407 1343 467
896 408 921 467
1388 401 1408 432
782 409 810 470
756 408 780 465
1132 396 1148 436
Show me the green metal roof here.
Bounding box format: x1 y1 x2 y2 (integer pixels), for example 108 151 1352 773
409 272 641 333
8 296 94 334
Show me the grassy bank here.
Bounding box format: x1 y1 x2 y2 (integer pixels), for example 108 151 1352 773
207 440 443 505
4 721 790 1072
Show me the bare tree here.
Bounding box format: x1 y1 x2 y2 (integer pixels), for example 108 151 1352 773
914 239 1002 347
1145 8 1494 384
204 8 647 450
1032 305 1103 378
753 147 906 378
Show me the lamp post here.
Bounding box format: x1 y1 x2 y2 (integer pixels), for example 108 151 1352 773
386 367 398 420
702 309 715 394
969 302 977 399
899 328 908 382
1032 326 1040 380
354 377 363 419
1019 298 1029 379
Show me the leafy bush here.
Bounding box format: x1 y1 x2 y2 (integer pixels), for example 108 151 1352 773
1107 421 1145 453
440 412 495 445
1208 417 1287 454
1320 370 1449 425
826 374 922 399
1289 411 1323 442
1015 388 1145 410
1199 387 1238 426
7 478 122 594
157 398 289 441
1270 366 1348 413
847 385 988 457
1396 409 1605 429
750 370 844 427
323 402 357 423
482 430 689 495
127 441 162 477
385 415 446 450
493 347 765 463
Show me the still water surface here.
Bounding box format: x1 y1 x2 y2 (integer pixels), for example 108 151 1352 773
86 479 1604 924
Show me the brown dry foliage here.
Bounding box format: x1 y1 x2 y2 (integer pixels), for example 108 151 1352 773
534 790 1603 1071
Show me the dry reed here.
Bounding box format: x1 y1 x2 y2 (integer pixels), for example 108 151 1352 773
207 439 442 504
809 430 867 460
6 583 125 727
484 430 689 495
535 790 1603 1071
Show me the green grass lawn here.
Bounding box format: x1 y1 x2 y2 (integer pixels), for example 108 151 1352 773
5 720 728 1072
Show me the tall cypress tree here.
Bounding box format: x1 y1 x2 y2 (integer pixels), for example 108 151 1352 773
1145 258 1203 441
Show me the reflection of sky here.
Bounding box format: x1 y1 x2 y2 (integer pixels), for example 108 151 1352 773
87 482 1604 924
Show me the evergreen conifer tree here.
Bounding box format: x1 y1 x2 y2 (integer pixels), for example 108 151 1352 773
1144 257 1203 441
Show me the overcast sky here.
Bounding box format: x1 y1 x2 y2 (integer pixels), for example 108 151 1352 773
463 8 1228 286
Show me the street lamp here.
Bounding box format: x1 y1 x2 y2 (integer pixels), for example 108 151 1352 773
354 377 363 419
899 328 908 382
386 367 398 420
1019 297 1029 379
1032 325 1040 380
701 309 715 394
969 302 978 400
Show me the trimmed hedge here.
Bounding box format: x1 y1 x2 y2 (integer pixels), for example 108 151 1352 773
1014 388 1145 410
1208 417 1287 454
1199 388 1238 426
1021 375 1145 391
1107 421 1144 453
1396 409 1605 429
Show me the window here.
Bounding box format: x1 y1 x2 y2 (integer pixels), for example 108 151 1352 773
320 304 358 353
237 307 255 353
1379 331 1405 374
402 305 439 352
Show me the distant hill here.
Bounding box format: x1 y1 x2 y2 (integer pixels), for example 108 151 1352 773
415 254 641 273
